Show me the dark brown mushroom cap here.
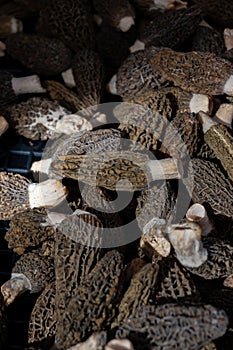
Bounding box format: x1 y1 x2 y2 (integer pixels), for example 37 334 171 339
6 33 72 76
28 281 56 344
0 294 7 349
5 207 55 255
117 304 228 349
12 251 54 293
139 6 203 50
72 50 105 107
192 25 225 56
0 71 16 105
36 0 95 52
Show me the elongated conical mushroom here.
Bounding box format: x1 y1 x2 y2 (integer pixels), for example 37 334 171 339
0 172 67 220
92 0 135 32
138 6 202 50
8 97 96 140
6 33 72 76
116 304 228 349
149 47 233 96
0 15 22 38
28 281 56 345
1 251 54 305
31 128 122 175
62 50 105 107
57 250 123 348
112 263 159 328
5 207 55 255
0 71 45 106
36 0 95 52
107 49 169 98
199 111 233 182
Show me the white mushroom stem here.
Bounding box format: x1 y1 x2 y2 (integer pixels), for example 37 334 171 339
55 114 93 134
223 75 233 96
11 75 46 95
198 111 217 133
61 68 76 88
186 203 213 236
31 158 52 175
130 39 145 53
0 40 6 57
166 221 208 268
1 273 31 306
214 103 233 128
118 16 135 32
106 339 134 350
107 75 117 95
45 211 70 226
67 333 107 350
28 179 67 208
147 158 180 180
224 28 233 51
9 16 23 33
189 94 213 114
0 116 9 136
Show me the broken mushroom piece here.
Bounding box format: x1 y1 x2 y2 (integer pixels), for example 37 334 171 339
6 33 72 76
199 111 233 182
149 47 233 96
92 0 135 32
186 203 213 236
0 115 9 136
166 220 208 268
0 15 23 38
0 71 45 106
1 252 54 305
214 103 233 129
0 172 67 220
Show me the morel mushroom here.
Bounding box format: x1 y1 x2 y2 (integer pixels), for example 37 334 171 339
0 71 46 106
5 207 55 255
137 6 202 50
6 33 72 76
117 304 228 349
0 172 67 220
92 0 135 32
28 281 56 346
36 0 95 52
62 50 105 107
8 97 96 140
192 22 225 56
1 251 54 305
108 49 169 98
149 47 233 96
57 250 123 348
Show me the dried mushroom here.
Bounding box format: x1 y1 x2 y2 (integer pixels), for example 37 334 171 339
117 304 228 349
5 207 55 255
1 251 54 305
6 33 72 76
